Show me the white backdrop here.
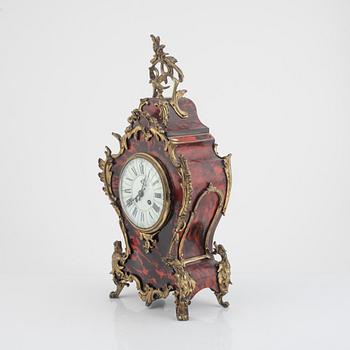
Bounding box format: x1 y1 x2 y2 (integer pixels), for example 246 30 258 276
1 0 349 349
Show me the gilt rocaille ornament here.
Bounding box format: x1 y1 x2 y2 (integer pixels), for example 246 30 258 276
98 35 232 321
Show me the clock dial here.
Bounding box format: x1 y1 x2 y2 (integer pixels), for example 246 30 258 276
119 154 169 231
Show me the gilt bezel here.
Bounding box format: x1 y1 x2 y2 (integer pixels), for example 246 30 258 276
118 152 171 234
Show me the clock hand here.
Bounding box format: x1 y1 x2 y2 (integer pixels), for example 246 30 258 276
138 177 147 200
126 197 134 207
138 171 150 197
135 176 146 202
138 171 152 203
145 169 151 186
127 180 145 204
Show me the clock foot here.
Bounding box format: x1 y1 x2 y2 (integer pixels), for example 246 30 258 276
214 291 230 308
110 276 129 299
175 296 190 321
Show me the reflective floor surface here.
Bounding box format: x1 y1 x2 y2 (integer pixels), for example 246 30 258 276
1 272 349 350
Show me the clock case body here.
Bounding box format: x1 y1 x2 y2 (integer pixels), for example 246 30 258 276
99 96 232 321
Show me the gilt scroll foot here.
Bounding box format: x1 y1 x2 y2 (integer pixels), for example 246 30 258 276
214 291 230 308
109 276 129 299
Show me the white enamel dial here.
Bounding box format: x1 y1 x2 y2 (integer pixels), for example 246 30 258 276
119 154 168 231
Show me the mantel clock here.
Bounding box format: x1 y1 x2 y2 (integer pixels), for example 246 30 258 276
98 35 232 321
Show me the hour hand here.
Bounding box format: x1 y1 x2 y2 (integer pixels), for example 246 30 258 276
135 189 144 202
126 197 134 207
135 177 146 202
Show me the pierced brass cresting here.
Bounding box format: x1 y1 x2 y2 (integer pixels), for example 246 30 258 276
149 35 188 118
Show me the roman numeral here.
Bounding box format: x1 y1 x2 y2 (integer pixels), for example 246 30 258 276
132 207 138 217
149 211 153 219
141 212 144 222
139 162 144 174
152 179 159 186
124 188 131 193
152 203 160 213
126 198 133 207
126 177 132 182
131 167 137 176
154 193 161 198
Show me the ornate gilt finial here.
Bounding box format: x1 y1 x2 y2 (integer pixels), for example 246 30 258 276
149 34 188 118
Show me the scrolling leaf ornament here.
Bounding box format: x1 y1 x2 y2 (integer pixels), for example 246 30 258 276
149 35 188 119
213 242 231 307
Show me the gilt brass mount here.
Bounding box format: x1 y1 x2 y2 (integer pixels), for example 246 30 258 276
149 35 188 118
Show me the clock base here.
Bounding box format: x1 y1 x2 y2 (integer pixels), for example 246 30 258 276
109 240 231 321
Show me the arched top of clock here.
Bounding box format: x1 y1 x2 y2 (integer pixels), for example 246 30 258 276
140 97 210 138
